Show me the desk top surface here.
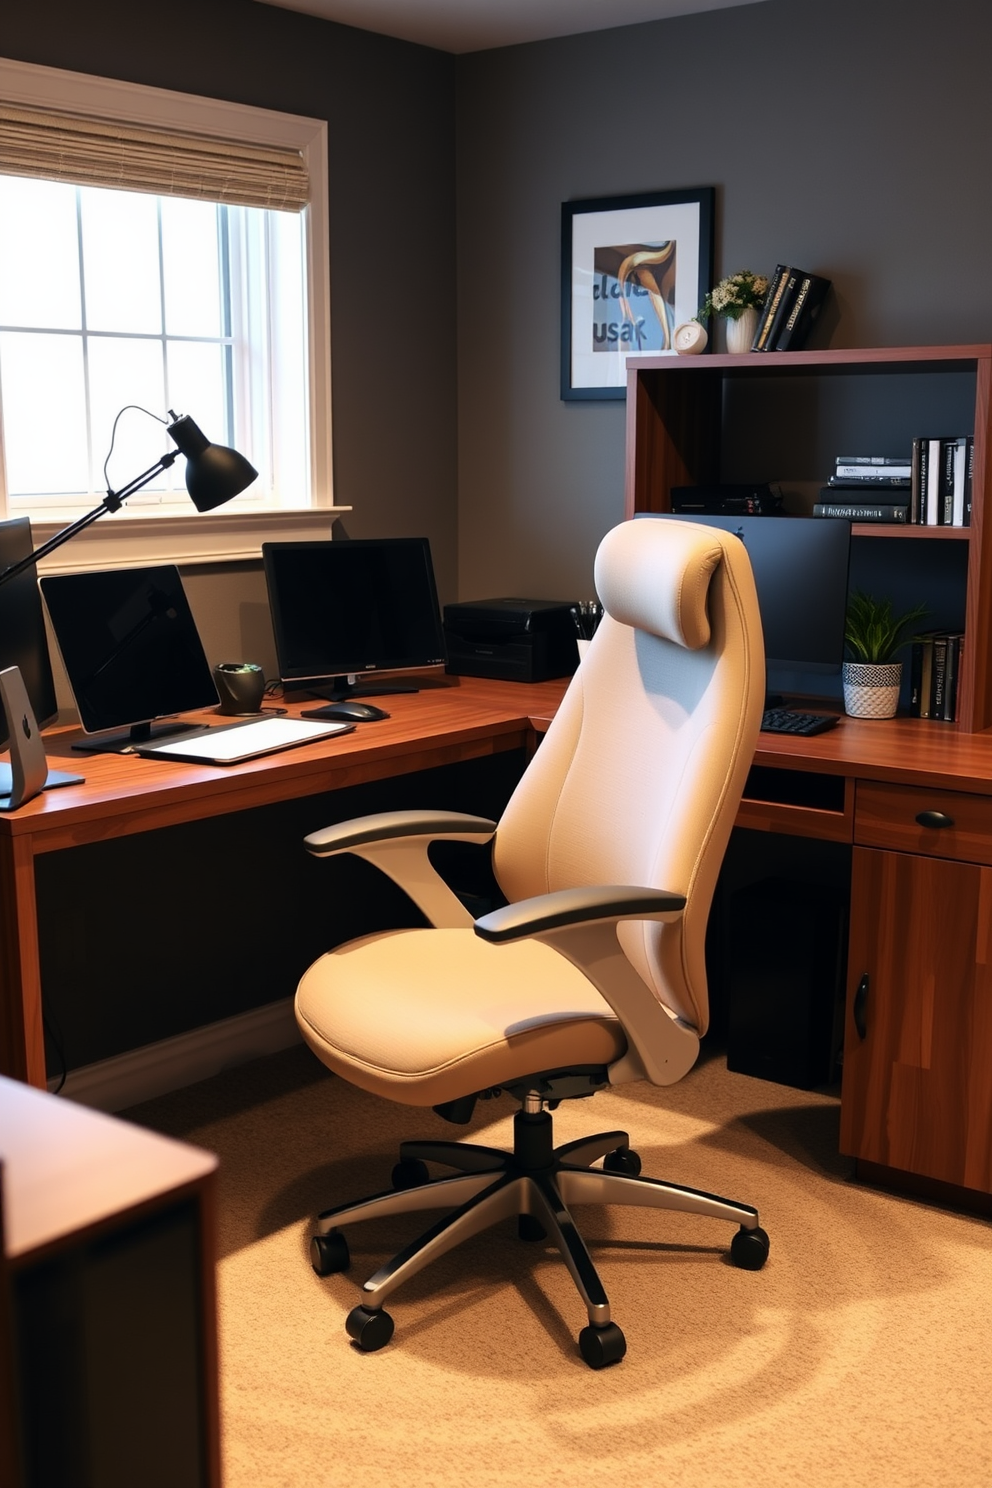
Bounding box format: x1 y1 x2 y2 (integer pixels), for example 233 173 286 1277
6 675 992 851
0 674 568 850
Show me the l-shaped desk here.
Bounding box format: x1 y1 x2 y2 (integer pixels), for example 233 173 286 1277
2 674 991 1208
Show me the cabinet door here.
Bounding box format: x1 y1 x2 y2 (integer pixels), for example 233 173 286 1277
840 845 992 1192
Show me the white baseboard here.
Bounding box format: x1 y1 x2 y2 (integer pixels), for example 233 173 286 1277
51 998 301 1112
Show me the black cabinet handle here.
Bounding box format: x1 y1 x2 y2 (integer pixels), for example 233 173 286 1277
915 810 954 829
853 974 869 1040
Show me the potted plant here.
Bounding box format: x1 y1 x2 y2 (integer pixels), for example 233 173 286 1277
842 591 928 718
697 269 769 354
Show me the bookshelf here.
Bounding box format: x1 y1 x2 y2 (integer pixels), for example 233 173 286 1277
624 345 992 731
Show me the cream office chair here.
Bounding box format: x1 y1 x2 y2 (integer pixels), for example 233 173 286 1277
296 516 769 1368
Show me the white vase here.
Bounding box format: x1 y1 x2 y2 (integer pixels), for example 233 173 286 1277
842 661 902 719
725 306 759 355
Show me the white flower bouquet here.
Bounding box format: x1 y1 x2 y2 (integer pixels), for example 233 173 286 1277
697 269 769 322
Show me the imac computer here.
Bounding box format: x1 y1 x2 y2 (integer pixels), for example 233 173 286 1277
640 513 852 696
0 517 59 746
40 565 220 753
262 537 447 702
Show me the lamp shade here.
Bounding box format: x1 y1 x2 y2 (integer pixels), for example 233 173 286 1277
166 414 258 512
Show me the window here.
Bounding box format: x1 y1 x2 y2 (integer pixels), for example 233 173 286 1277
0 58 337 569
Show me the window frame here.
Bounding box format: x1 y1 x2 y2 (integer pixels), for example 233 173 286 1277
0 56 347 572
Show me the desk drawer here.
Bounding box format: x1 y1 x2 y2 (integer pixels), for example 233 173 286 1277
854 781 992 865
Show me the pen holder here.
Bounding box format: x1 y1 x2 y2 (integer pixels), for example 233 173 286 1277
213 662 265 715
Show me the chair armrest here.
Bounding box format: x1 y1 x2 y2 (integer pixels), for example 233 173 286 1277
305 810 497 856
304 810 497 929
474 886 685 942
475 886 697 1088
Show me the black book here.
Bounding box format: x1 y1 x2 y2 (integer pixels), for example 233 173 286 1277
964 436 975 526
760 268 801 352
823 480 911 497
774 273 831 351
941 632 964 722
750 265 789 351
930 634 949 719
813 503 908 522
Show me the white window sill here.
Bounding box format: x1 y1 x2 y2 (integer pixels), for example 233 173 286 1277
30 505 353 574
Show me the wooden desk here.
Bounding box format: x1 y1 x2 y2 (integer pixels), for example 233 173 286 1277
3 680 991 1204
0 675 567 1089
1 1075 219 1485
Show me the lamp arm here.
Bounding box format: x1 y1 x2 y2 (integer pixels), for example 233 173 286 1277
0 451 178 589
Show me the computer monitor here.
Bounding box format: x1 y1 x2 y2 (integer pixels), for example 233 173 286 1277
0 517 59 747
40 565 220 753
262 537 447 701
639 513 851 687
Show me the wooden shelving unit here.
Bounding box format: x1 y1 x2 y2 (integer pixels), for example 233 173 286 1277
624 345 992 731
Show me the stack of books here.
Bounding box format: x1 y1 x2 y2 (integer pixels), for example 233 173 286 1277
909 436 974 526
751 266 832 352
813 456 912 523
910 632 965 721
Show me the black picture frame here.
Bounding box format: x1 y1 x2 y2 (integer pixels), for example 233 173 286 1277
561 187 715 401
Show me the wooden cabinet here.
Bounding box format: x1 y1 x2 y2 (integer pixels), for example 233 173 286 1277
624 345 992 731
840 836 992 1194
1 1078 220 1486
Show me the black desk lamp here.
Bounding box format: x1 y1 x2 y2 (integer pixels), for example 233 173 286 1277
0 411 258 590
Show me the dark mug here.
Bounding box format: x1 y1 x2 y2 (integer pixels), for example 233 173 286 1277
213 662 265 715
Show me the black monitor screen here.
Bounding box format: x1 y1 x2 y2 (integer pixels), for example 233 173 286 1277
0 517 59 747
262 538 447 695
40 565 218 748
640 514 851 674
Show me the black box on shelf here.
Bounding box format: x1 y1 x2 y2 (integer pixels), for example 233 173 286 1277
443 598 579 682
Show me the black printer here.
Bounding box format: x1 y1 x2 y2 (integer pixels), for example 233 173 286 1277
443 597 579 682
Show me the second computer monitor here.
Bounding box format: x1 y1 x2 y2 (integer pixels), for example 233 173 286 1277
262 538 447 700
641 513 851 678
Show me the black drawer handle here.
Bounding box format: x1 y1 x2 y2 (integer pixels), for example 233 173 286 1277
853 974 869 1040
915 810 955 830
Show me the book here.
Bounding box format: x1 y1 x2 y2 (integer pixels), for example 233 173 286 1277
760 267 801 352
834 462 912 482
910 634 935 718
930 634 949 718
910 437 925 523
774 273 831 351
813 503 908 521
924 436 945 525
941 633 964 721
835 456 913 467
964 436 975 525
751 265 790 351
950 437 969 526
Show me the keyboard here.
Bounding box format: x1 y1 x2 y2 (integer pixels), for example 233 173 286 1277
761 708 840 737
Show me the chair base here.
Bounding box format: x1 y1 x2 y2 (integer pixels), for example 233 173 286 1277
311 1106 769 1368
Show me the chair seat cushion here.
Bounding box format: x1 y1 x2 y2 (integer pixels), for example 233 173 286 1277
295 928 627 1106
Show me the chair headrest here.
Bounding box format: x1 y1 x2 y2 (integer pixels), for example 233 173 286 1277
594 518 725 650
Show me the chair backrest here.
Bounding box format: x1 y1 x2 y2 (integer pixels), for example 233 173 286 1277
492 517 764 1035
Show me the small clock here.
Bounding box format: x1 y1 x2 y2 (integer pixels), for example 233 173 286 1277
674 321 708 355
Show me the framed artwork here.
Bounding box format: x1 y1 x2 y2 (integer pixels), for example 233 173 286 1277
560 187 715 400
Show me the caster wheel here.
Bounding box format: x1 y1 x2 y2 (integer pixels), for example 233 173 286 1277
603 1146 642 1177
517 1213 547 1242
392 1157 430 1190
346 1305 394 1352
310 1230 350 1276
579 1321 626 1370
730 1225 770 1271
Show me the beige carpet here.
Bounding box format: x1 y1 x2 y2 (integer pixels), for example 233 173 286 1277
127 1045 992 1488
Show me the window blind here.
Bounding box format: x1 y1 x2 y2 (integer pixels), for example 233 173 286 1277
0 103 308 211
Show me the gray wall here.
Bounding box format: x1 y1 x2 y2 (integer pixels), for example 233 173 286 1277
455 0 992 601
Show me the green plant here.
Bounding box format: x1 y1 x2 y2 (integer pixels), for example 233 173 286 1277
844 591 929 665
697 269 769 322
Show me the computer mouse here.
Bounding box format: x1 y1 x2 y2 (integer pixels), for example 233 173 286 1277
302 700 391 722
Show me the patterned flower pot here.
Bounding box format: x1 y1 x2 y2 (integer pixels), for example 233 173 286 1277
842 661 902 719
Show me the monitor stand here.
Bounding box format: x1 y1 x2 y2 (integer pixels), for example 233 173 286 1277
304 676 420 704
71 719 204 755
